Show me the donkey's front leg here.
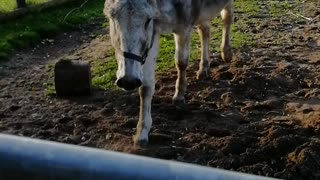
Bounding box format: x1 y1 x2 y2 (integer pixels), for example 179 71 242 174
133 36 159 147
133 84 154 146
172 31 191 104
220 2 234 62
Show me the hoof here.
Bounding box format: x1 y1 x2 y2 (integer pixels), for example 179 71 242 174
221 47 233 63
172 97 187 110
196 69 209 80
133 135 148 148
172 96 185 106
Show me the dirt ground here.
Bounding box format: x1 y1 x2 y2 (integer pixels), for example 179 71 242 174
1 2 320 180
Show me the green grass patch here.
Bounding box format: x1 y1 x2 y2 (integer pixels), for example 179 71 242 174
91 59 118 90
234 0 259 14
26 0 49 6
270 1 291 17
157 35 176 71
0 0 16 13
0 0 50 13
269 0 303 17
44 63 56 96
0 0 105 61
91 50 118 90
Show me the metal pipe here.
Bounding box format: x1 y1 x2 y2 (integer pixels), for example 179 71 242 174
0 134 279 180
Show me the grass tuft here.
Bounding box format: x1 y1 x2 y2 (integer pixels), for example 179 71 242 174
0 0 105 62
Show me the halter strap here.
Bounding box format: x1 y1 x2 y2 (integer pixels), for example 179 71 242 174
115 23 156 65
122 51 146 64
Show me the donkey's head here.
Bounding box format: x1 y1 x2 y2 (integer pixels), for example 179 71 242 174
104 0 157 90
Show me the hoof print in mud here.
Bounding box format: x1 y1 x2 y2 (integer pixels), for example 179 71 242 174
54 59 92 97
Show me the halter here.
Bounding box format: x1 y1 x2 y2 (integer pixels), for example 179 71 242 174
122 51 148 65
116 25 156 65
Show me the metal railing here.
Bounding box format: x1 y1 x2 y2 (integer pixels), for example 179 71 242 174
0 133 280 180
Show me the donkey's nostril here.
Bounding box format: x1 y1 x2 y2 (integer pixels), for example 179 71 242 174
116 77 142 90
135 79 142 88
116 79 124 88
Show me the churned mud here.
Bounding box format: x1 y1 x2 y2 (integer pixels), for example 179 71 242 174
1 2 320 179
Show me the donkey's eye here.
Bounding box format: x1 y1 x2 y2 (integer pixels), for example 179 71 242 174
144 18 152 30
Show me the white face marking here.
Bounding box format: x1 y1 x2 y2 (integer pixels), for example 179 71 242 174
104 0 157 90
115 53 142 82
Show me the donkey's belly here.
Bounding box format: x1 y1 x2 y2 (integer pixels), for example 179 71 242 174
194 0 231 25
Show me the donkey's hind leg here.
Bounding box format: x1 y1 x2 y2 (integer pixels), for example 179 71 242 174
196 21 211 80
220 2 233 62
172 31 191 105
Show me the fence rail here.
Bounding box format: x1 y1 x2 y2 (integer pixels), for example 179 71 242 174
0 133 279 180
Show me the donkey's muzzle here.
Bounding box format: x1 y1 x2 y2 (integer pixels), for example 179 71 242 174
116 77 142 91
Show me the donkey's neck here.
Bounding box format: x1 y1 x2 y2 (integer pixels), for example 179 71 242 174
154 0 189 34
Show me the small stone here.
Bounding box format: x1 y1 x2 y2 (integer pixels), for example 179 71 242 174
106 134 112 140
31 113 40 119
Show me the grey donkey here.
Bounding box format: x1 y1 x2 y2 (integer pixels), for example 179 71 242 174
104 0 233 146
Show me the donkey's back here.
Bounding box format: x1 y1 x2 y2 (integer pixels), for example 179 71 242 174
157 0 233 32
